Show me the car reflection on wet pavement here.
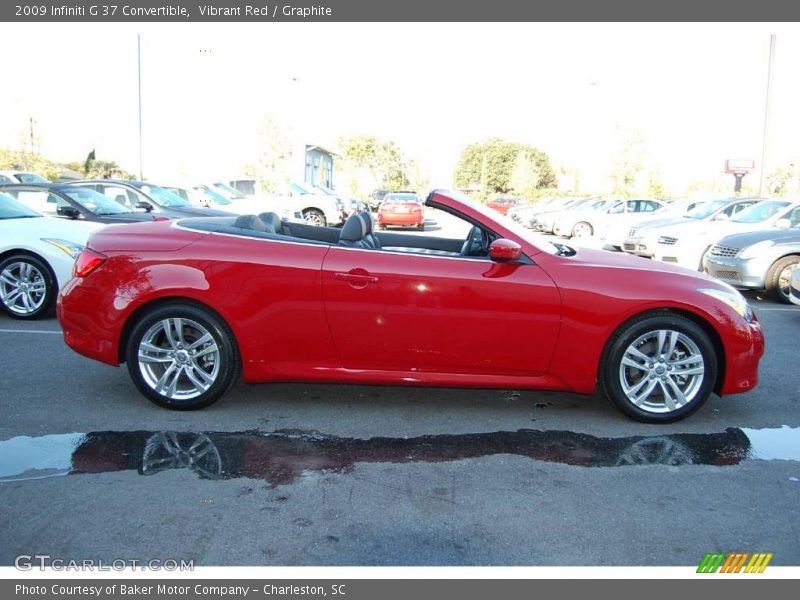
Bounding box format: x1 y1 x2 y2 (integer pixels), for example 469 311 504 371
2 426 798 485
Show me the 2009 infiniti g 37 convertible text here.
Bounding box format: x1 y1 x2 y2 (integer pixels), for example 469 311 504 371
57 190 764 422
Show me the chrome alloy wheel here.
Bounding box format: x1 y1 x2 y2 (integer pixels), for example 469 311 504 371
0 261 47 316
618 329 705 414
778 263 796 301
137 318 220 401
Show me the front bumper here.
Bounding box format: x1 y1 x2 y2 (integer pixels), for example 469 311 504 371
703 254 767 290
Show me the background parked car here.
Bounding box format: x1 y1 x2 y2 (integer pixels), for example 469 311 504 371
703 225 800 303
0 183 162 224
790 265 800 306
623 198 760 259
653 199 800 270
553 199 666 244
65 180 235 218
506 197 563 227
377 192 425 230
0 192 101 319
603 198 705 250
487 197 524 215
0 170 48 184
550 199 615 238
531 198 600 233
266 181 347 227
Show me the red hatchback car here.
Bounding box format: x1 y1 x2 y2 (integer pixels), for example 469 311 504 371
58 190 765 422
487 197 524 215
377 192 425 230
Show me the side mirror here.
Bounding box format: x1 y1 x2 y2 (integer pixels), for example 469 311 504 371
489 239 522 263
57 205 80 219
135 200 153 212
775 218 791 229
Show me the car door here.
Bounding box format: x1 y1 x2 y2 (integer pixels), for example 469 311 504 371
321 246 562 377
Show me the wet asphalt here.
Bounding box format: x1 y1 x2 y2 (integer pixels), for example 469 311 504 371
0 293 798 566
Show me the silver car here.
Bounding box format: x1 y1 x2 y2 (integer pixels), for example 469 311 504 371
791 265 800 306
703 225 800 303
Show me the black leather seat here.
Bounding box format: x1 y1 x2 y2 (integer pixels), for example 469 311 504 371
338 212 381 249
258 212 284 235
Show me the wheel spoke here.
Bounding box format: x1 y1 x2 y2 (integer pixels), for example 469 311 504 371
670 355 703 368
183 364 210 392
631 378 659 406
188 332 212 350
138 342 173 363
0 272 19 286
621 355 648 371
154 363 180 396
193 343 218 359
161 319 180 349
4 290 22 306
665 376 688 408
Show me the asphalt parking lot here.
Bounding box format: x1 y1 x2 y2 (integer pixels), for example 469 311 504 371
1 281 799 566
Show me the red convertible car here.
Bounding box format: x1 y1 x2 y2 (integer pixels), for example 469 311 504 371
57 190 764 423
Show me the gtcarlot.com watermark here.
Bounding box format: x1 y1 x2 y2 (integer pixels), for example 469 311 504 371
14 554 194 571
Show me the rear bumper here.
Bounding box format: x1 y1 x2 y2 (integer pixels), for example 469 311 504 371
57 276 121 366
378 212 424 226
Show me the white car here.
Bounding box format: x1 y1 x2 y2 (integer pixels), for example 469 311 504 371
0 192 102 319
0 170 48 185
623 198 760 258
553 199 666 244
653 199 800 270
602 199 704 249
266 181 347 227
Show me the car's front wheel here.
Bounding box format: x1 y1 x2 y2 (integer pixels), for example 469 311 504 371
571 221 593 238
600 313 717 423
125 304 239 410
302 209 327 227
0 254 57 320
766 255 800 304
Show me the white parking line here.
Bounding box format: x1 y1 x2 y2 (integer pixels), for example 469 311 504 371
754 308 800 312
0 329 62 335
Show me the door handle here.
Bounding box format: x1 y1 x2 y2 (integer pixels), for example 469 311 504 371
335 272 379 284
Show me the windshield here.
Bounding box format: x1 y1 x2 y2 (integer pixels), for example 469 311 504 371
211 182 247 200
14 173 48 183
731 200 792 223
138 184 190 207
290 181 319 195
62 187 133 215
431 191 565 255
685 199 731 220
197 186 233 205
384 193 420 203
0 192 41 219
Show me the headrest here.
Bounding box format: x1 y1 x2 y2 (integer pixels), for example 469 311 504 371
258 212 283 233
340 213 366 242
234 214 274 233
357 212 373 235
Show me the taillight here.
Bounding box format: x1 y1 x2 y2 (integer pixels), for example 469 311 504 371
73 249 107 278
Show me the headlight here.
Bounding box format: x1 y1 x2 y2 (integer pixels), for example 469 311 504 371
739 240 775 260
41 238 84 259
698 287 754 323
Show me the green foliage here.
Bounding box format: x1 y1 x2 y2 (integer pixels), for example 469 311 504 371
337 135 420 198
63 158 134 180
453 138 556 200
244 114 295 193
767 161 800 195
0 148 61 181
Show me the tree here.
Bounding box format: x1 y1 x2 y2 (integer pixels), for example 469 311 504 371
453 138 555 200
244 114 295 193
336 135 418 197
767 162 800 196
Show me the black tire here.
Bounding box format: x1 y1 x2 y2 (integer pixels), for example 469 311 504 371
302 209 327 227
0 253 57 320
599 313 717 423
417 222 425 231
125 303 240 410
765 255 800 304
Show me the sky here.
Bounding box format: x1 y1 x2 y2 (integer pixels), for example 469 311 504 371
2 22 800 194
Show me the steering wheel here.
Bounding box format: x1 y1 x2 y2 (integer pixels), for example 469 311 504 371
461 225 490 257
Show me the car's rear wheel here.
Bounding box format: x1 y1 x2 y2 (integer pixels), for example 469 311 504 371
302 209 327 227
126 304 239 410
417 222 425 231
600 313 717 423
0 254 56 320
766 255 800 304
571 221 593 238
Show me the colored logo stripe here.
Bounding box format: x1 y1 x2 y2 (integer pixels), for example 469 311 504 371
697 552 772 573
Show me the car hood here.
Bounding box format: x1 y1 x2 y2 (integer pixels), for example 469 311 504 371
1 216 103 243
565 246 714 278
715 227 800 249
633 216 693 233
654 219 756 239
92 212 159 223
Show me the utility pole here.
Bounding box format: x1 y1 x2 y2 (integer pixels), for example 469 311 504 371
137 34 144 180
28 117 35 154
758 34 777 198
